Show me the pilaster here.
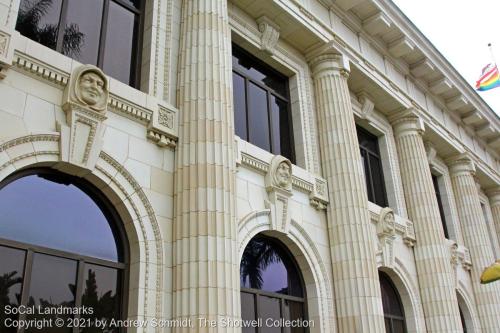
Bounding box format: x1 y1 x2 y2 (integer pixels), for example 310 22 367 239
173 0 238 332
310 52 385 333
391 109 462 332
448 154 500 332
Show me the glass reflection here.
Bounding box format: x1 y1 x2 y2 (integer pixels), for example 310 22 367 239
0 246 25 333
16 0 84 57
26 253 77 333
63 0 104 64
81 264 120 333
240 237 302 296
102 1 137 85
0 174 119 261
240 292 256 333
248 83 270 152
284 300 305 333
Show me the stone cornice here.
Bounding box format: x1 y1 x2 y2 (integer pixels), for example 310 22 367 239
374 0 499 128
486 187 500 206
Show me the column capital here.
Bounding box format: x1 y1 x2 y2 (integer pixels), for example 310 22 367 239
309 52 350 78
486 187 500 206
447 153 476 176
389 108 425 137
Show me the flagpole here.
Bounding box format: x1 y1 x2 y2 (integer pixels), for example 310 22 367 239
488 43 497 66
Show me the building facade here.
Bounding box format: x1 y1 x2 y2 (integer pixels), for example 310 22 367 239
0 0 499 332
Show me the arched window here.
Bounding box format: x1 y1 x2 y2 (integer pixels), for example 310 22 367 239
15 0 143 87
240 235 307 333
380 272 407 333
0 169 127 333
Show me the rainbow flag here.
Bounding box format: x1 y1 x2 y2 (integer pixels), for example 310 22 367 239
476 63 500 91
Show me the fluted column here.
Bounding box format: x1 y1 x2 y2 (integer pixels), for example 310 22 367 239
448 155 500 332
173 1 238 332
487 188 500 247
391 111 462 333
310 53 385 333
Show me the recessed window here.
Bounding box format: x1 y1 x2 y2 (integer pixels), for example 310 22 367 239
380 272 407 333
16 0 142 87
431 174 449 239
232 45 295 163
357 126 388 207
0 170 127 331
240 235 307 333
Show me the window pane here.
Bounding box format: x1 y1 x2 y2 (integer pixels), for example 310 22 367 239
233 72 247 140
0 246 25 333
392 319 405 333
232 50 287 96
384 318 391 333
284 300 305 333
361 150 374 203
259 296 281 333
102 1 137 84
16 0 63 50
248 83 270 152
63 0 104 63
357 127 379 153
369 154 387 207
0 174 119 261
81 264 120 333
271 95 293 161
122 0 141 10
26 253 77 333
380 273 404 317
241 292 256 333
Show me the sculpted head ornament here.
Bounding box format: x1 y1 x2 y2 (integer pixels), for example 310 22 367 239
378 207 395 237
266 155 292 191
68 65 109 112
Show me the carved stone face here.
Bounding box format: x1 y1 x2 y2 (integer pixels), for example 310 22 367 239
78 72 105 106
384 212 395 225
276 162 291 187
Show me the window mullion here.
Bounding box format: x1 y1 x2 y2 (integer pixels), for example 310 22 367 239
55 0 69 52
97 0 111 68
18 249 34 333
244 77 250 141
267 91 275 154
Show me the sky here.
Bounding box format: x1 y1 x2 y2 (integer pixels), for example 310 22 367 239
391 0 500 117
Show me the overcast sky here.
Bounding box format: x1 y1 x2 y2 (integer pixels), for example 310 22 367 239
391 0 500 116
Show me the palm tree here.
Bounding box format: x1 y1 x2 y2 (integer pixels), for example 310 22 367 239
16 0 84 57
240 238 280 289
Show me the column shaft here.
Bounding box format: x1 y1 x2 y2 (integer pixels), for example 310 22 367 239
449 157 500 332
488 189 500 248
392 112 462 333
173 0 238 332
311 53 385 333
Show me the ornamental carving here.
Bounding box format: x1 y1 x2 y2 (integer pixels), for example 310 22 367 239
257 16 280 55
0 33 7 57
58 65 109 172
63 65 109 113
266 155 292 192
377 207 395 237
158 108 174 128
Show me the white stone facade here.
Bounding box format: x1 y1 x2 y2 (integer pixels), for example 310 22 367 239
0 0 499 332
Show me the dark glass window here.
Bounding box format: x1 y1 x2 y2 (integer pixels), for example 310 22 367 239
431 174 449 239
0 170 127 332
232 45 295 163
357 126 388 207
459 306 467 333
380 272 407 333
16 0 142 87
240 235 307 333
